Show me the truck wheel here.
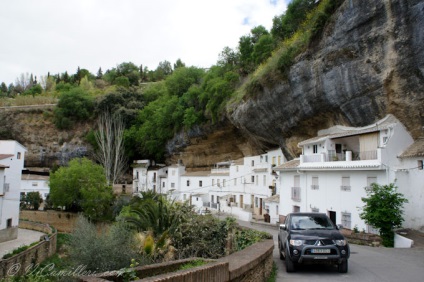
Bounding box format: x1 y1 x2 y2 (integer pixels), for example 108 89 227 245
285 249 295 272
338 259 348 273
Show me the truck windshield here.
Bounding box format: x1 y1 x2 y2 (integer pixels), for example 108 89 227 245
291 215 335 230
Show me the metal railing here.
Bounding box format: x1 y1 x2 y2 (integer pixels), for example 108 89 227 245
310 185 319 190
341 185 351 191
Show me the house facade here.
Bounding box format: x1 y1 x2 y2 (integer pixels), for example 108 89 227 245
20 169 50 201
275 115 415 231
396 138 424 230
131 148 285 223
0 140 27 243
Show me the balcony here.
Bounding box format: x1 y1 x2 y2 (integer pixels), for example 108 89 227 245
302 149 378 163
310 185 319 190
341 185 351 191
291 187 301 202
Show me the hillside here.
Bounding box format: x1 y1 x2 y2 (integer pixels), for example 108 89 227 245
1 0 423 169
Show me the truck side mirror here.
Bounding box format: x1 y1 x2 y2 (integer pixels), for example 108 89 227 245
279 224 286 231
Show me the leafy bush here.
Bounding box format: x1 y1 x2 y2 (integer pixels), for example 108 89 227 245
68 216 139 272
54 87 94 129
360 183 408 247
234 228 272 251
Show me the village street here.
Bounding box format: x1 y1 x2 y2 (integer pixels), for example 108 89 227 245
235 220 424 282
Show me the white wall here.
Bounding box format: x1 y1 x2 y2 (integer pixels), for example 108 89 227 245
21 179 49 200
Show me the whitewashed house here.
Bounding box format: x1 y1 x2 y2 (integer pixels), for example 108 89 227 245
20 170 50 200
275 115 414 231
132 160 169 195
180 171 211 210
0 140 26 243
396 138 424 230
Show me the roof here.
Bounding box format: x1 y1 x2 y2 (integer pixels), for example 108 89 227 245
399 137 424 158
0 154 14 160
298 114 400 146
274 159 300 170
182 171 210 177
232 158 244 165
264 194 279 203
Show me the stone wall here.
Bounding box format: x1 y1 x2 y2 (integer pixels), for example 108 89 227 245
79 239 275 282
0 221 57 278
20 210 78 233
0 227 18 243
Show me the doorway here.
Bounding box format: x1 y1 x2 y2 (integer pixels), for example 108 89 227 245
328 211 336 225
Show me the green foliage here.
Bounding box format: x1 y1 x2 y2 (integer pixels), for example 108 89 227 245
54 87 94 129
179 259 206 270
165 67 204 97
2 241 39 259
124 192 179 237
49 157 114 220
234 228 271 251
115 76 130 88
360 183 408 247
68 216 139 272
21 192 43 210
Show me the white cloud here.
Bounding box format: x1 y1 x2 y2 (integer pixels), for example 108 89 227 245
0 0 288 85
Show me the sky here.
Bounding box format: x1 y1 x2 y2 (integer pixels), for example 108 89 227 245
0 0 288 85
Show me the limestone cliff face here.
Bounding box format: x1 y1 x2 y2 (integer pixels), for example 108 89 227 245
0 106 93 167
228 0 424 159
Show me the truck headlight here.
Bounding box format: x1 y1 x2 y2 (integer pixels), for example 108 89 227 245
289 240 304 246
335 239 347 246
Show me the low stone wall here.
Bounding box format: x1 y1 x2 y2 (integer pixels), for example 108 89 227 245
342 229 381 247
0 221 57 278
20 210 78 233
79 239 274 282
0 227 18 243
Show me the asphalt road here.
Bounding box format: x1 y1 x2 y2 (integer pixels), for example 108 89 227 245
237 220 424 282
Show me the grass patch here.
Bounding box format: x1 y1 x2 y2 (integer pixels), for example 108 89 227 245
179 259 207 270
266 262 278 282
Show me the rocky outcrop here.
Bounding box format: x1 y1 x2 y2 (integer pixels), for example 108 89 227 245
228 0 424 159
0 106 92 167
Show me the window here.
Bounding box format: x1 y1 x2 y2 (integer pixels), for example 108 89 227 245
276 205 279 215
251 160 254 166
212 179 215 186
17 152 21 159
335 144 342 154
199 180 203 187
32 182 38 187
255 197 258 208
162 182 165 188
251 176 255 183
223 179 226 187
217 179 220 186
7 218 12 228
272 156 276 166
211 195 214 203
136 171 139 179
418 160 423 170
341 176 351 191
265 155 268 163
366 176 377 191
153 172 157 182
341 212 352 229
313 145 318 154
171 183 175 188
311 176 319 190
291 186 301 201
187 180 190 187
263 175 266 186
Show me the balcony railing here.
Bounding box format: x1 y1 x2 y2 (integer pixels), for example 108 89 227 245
341 185 351 191
291 187 301 202
203 202 210 208
310 185 319 190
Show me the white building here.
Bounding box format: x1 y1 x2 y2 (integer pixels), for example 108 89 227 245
0 140 27 243
131 148 285 223
396 138 424 231
275 115 415 231
20 170 50 200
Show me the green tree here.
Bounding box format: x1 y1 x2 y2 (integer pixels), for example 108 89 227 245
54 87 94 129
0 82 7 94
49 157 114 220
360 183 408 247
22 192 43 210
173 58 186 70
